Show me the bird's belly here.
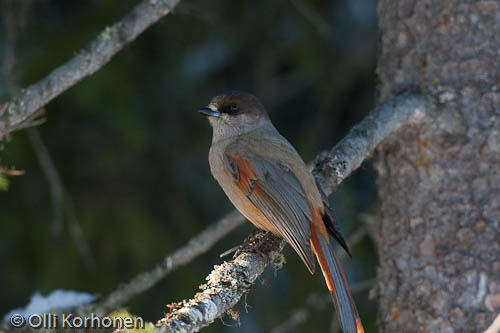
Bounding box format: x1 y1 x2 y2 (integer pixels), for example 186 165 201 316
209 150 279 235
224 184 280 235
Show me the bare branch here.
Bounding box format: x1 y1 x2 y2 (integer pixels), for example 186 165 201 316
154 93 432 332
78 211 245 317
26 128 64 234
63 186 97 270
0 0 182 138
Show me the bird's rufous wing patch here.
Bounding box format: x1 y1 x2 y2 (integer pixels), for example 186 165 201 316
224 151 316 273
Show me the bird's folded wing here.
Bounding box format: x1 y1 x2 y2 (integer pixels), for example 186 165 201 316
224 145 316 273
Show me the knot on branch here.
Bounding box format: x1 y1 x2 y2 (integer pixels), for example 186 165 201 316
312 151 347 194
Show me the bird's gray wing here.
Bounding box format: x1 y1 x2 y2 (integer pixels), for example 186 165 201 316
224 143 316 273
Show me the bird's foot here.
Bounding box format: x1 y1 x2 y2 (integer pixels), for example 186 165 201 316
219 229 277 260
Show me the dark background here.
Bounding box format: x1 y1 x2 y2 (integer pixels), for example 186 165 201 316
0 0 379 331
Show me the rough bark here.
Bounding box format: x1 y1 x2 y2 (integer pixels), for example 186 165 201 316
375 1 500 332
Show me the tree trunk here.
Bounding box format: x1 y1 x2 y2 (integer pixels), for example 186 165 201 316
375 1 500 332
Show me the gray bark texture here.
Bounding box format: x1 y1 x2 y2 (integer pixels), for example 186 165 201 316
375 1 500 332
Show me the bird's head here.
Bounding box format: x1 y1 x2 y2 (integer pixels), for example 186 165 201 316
199 91 270 141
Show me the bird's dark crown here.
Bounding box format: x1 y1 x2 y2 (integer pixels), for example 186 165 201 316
209 91 267 116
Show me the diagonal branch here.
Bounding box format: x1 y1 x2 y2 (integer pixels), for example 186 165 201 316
155 231 286 333
154 92 433 333
0 0 182 139
27 127 97 270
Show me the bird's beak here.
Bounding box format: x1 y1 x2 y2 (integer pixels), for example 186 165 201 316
198 107 220 117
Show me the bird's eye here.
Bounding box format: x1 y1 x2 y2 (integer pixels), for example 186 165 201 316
230 104 239 113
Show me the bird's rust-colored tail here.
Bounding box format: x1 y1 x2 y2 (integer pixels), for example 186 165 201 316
310 222 364 333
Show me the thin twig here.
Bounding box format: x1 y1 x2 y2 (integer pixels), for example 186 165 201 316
0 0 183 139
26 128 64 235
1 0 96 269
28 127 96 268
63 187 97 270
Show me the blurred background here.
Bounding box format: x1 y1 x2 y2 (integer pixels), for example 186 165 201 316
0 0 378 331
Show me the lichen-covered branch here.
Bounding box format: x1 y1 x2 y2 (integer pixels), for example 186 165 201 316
155 231 286 333
77 211 245 317
0 0 182 139
155 93 432 332
313 92 432 194
156 223 370 333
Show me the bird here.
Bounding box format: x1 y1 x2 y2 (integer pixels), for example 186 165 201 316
199 91 363 333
